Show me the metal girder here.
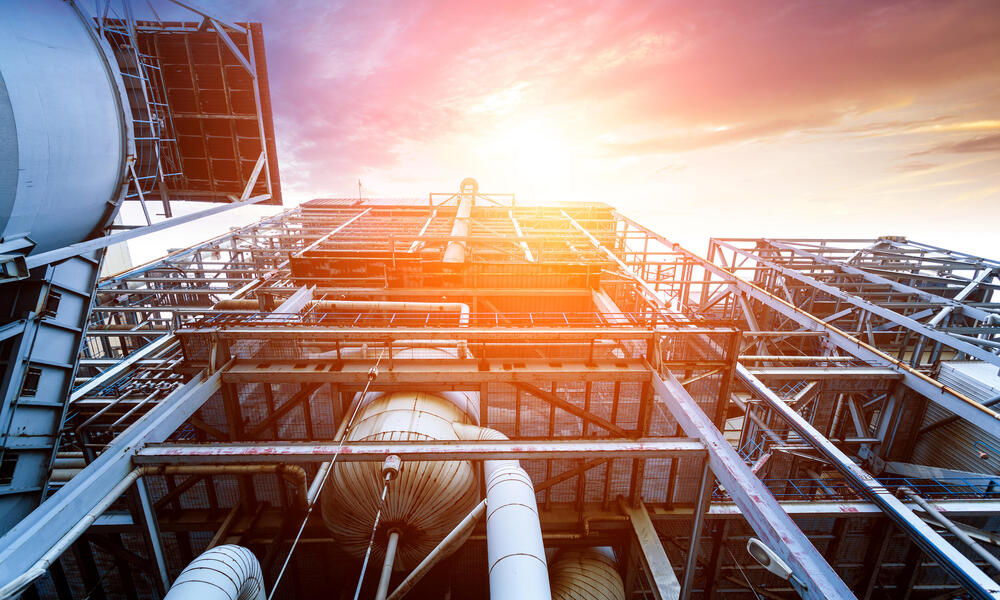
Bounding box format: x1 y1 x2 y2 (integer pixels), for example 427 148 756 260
24 195 272 269
620 499 681 600
882 460 1000 483
650 369 856 600
716 239 1000 366
0 370 222 591
681 462 713 600
186 326 660 342
71 334 177 402
763 239 995 324
134 438 705 464
91 497 1000 532
737 365 1000 600
511 382 629 436
613 214 1000 436
220 358 653 385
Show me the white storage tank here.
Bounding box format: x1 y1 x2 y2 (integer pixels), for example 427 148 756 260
0 0 131 255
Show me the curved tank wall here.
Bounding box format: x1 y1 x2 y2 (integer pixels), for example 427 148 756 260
321 391 481 570
0 0 130 255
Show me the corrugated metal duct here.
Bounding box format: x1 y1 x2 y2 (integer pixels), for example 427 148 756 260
320 391 481 570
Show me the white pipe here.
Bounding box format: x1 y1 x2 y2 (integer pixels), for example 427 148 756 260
375 530 401 600
452 423 550 600
443 192 473 264
385 499 487 600
164 544 265 600
0 464 307 600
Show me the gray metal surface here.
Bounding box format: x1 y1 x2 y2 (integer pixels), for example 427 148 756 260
737 364 1000 600
651 369 857 600
0 0 129 254
0 370 222 591
0 251 104 534
913 362 1000 475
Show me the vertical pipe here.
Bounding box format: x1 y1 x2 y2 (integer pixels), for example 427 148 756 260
443 188 473 264
452 423 550 600
375 531 401 600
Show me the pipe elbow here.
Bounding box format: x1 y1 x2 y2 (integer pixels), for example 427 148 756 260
452 422 506 441
164 545 265 600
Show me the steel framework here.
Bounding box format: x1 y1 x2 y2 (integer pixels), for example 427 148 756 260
0 189 998 600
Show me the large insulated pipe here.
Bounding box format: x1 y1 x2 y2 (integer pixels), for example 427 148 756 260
442 178 477 265
164 545 265 600
550 548 626 600
452 423 550 600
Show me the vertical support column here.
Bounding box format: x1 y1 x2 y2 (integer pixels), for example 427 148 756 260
681 460 713 600
443 182 474 265
137 479 170 596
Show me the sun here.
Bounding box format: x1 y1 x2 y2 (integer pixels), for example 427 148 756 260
474 118 577 199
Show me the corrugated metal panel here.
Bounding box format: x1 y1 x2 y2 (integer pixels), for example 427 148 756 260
911 361 1000 474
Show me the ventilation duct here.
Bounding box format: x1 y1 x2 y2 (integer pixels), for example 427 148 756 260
163 545 265 600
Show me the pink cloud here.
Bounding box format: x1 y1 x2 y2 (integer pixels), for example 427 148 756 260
226 0 1000 190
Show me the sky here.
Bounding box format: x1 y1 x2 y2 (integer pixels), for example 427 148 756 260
123 0 1000 266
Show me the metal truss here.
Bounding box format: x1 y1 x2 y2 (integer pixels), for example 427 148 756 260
4 191 1000 599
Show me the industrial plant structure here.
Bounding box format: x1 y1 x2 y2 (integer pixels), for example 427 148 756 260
1 2 1000 600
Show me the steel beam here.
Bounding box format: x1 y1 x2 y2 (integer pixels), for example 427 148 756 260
764 239 996 323
134 438 705 464
0 370 222 591
620 499 681 600
220 358 653 386
680 461 713 600
25 195 272 269
716 239 1000 366
737 365 1000 600
614 213 1000 436
650 369 856 599
71 334 177 402
747 367 901 380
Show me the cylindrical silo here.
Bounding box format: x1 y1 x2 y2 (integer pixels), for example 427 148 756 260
0 0 132 255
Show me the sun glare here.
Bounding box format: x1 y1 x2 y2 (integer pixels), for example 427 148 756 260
473 119 577 200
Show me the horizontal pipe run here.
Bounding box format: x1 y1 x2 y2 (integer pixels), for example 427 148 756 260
135 439 706 465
